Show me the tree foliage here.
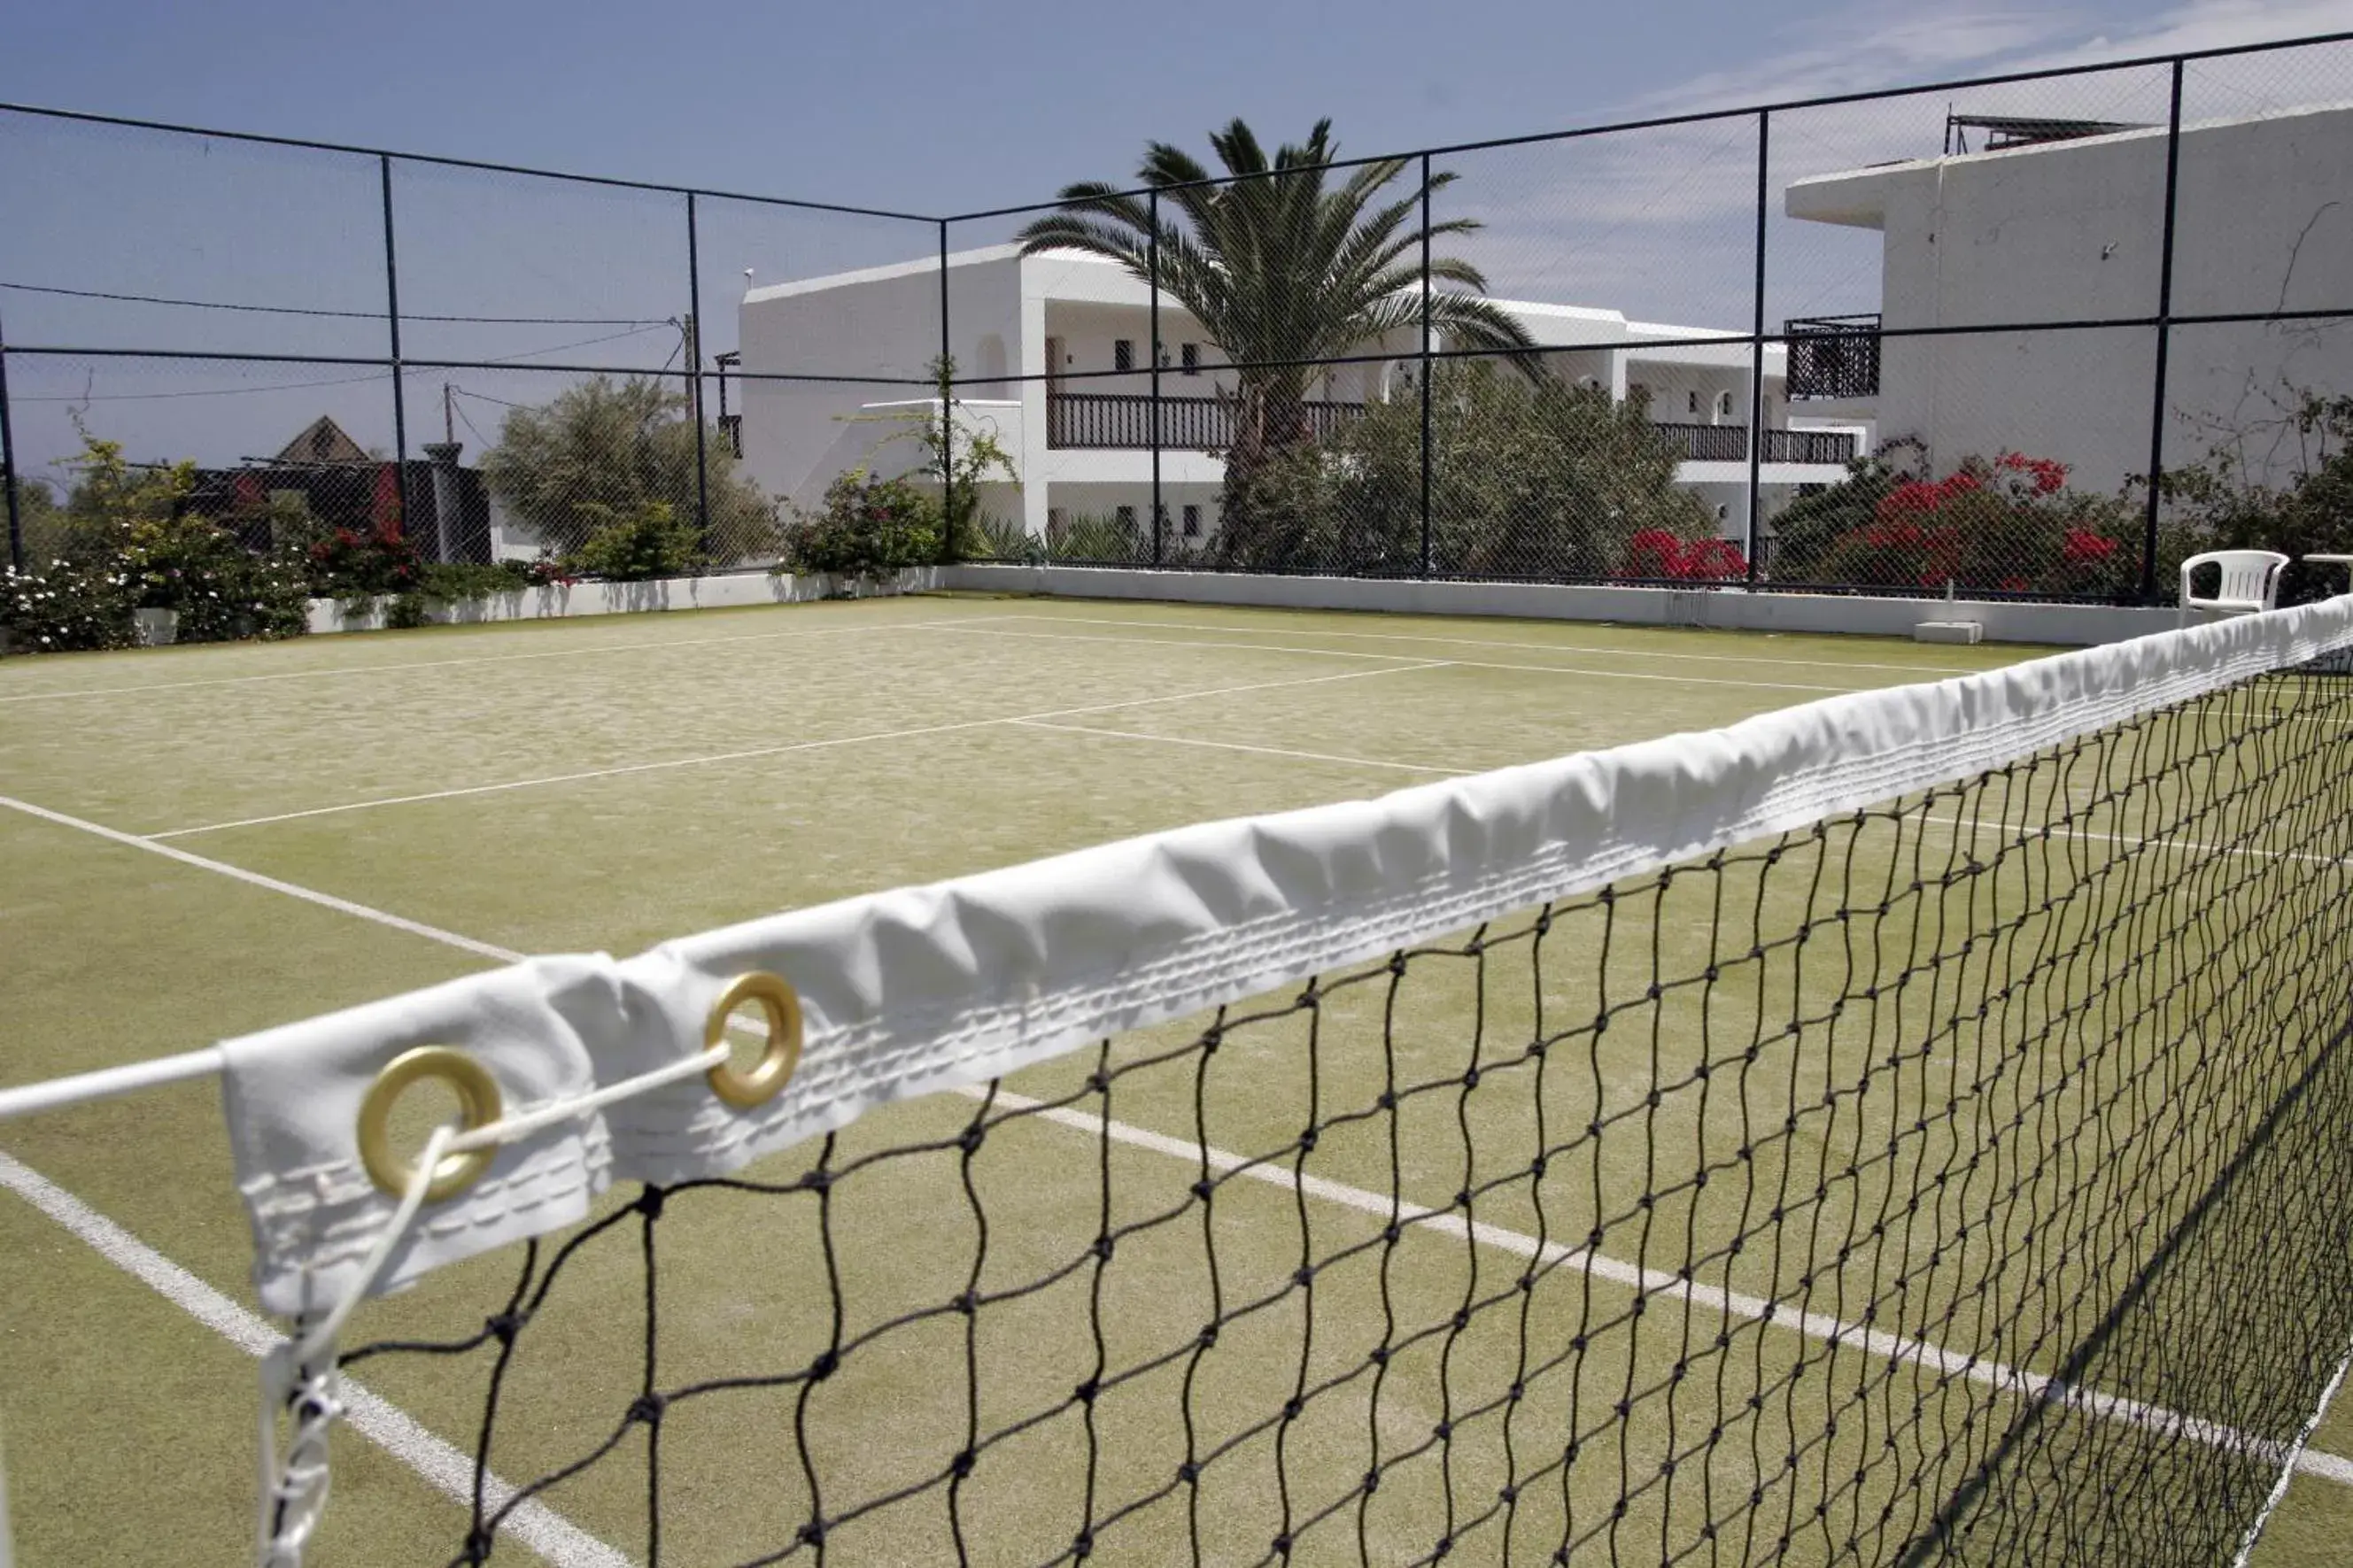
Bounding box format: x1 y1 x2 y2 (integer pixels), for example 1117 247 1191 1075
1228 364 1718 576
481 375 777 560
1015 120 1538 558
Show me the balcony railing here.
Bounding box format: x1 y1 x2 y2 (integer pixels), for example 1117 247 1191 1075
1784 315 1882 399
1654 423 1859 465
1044 392 1853 466
1046 391 1365 450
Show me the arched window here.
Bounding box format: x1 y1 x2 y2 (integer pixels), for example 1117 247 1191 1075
1716 390 1736 420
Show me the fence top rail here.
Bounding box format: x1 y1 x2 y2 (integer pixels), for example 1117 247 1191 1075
0 100 940 227
939 27 2353 224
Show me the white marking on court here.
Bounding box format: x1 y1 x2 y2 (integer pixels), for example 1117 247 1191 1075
919 622 1866 694
2234 1335 2353 1564
142 661 1452 840
0 613 999 707
1012 719 1474 777
0 795 522 961
1916 808 2353 872
978 1085 2353 1492
0 1150 629 1567
969 611 1993 676
13 784 2353 1510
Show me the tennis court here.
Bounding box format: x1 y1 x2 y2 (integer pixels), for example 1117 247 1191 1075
4 591 2351 1567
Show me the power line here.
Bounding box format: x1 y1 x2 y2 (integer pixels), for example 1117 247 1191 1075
0 279 676 328
15 324 676 406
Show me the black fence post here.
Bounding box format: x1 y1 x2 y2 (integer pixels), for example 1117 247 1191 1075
938 219 955 565
378 154 414 555
0 303 19 574
1745 108 1769 589
686 191 711 560
1419 152 1435 580
1149 186 1163 567
2142 58 2187 606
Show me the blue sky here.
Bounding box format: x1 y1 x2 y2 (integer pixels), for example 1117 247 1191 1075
4 0 2350 213
2 0 2349 483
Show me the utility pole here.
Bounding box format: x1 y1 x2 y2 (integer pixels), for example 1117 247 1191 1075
444 382 455 445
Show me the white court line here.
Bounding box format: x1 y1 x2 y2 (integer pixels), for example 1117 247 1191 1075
920 622 1864 695
144 660 1451 840
976 611 1992 676
1012 719 1474 777
983 1086 2353 1492
12 792 2353 1505
1916 807 2353 873
0 612 1001 707
1 795 520 962
0 1151 626 1567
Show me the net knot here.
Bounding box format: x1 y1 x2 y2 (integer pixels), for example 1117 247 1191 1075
809 1349 840 1381
628 1392 667 1425
1362 1469 1381 1495
485 1310 526 1346
957 1124 986 1155
1075 1378 1100 1405
636 1186 667 1221
951 1448 977 1479
1178 1461 1201 1485
1281 1396 1304 1421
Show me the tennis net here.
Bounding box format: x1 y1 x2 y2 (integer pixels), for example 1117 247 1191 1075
143 601 2353 1564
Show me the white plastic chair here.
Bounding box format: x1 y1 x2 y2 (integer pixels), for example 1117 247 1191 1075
2177 549 2287 627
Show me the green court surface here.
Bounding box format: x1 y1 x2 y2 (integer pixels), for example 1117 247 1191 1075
2 592 2348 1566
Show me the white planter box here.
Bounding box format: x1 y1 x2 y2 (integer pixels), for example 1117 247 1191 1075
306 568 940 635
133 607 181 646
939 565 2180 648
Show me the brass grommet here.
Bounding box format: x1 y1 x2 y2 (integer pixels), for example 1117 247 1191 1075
706 972 803 1109
357 1047 503 1202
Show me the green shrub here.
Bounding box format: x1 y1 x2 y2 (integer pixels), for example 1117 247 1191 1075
782 469 940 581
572 501 701 583
2147 390 2353 606
954 512 1044 564
128 513 311 643
1 556 139 653
1046 513 1145 563
383 591 431 630
418 560 533 599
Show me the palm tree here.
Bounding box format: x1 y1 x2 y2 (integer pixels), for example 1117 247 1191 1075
1016 120 1538 563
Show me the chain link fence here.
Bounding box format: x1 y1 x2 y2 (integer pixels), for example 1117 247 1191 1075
5 29 2352 635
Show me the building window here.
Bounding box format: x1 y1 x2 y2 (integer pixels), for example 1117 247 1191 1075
1688 390 1699 414
1717 390 1736 418
1181 343 1200 375
1182 504 1202 537
1715 504 1730 523
1114 339 1134 372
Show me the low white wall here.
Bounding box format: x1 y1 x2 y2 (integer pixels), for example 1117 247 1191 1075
939 564 2181 647
308 568 941 635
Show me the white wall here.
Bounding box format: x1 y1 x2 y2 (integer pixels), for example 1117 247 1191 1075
1788 104 2353 491
942 563 2178 645
736 249 1025 509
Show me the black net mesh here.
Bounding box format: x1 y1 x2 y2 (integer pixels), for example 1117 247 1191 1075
339 659 2353 1567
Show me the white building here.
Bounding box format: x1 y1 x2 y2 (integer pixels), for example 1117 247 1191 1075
732 245 1862 551
1784 103 2353 492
